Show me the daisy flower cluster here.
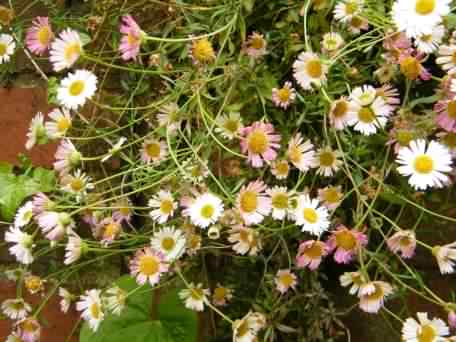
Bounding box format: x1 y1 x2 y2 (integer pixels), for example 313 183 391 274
3 0 456 341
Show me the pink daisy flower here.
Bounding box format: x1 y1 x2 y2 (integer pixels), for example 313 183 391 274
296 240 329 271
130 247 169 286
37 211 74 241
236 180 271 225
26 17 54 55
435 99 456 132
54 139 82 176
119 15 144 61
376 84 400 109
399 51 431 81
448 311 456 329
386 230 416 259
240 121 281 168
242 32 267 59
32 192 55 216
327 225 368 264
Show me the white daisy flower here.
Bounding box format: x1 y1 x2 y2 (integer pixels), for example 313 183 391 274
148 190 177 224
14 201 34 228
150 226 186 261
184 192 224 228
322 32 345 54
293 52 328 90
348 97 390 135
45 108 72 139
157 102 182 135
396 139 452 191
236 180 271 225
266 186 290 220
179 283 210 312
0 33 15 64
57 69 98 110
270 159 290 180
1 298 32 320
402 312 449 342
292 194 330 236
392 0 450 39
329 97 355 130
333 0 363 23
287 133 316 172
25 112 47 150
140 138 168 165
64 233 85 265
274 269 298 294
49 29 83 72
351 85 377 106
104 286 127 316
62 169 94 200
228 226 263 256
415 25 445 54
215 112 243 139
233 311 266 342
432 243 456 274
76 289 105 332
311 147 342 177
436 44 456 75
37 211 75 241
5 226 34 264
59 287 74 313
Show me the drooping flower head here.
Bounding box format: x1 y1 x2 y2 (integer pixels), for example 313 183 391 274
26 17 54 55
54 139 82 176
240 121 281 168
45 108 72 139
76 289 104 332
358 281 393 313
432 243 456 274
0 33 15 64
386 230 417 259
179 283 210 312
5 226 34 265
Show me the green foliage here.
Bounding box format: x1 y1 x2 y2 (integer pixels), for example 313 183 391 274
0 162 55 221
80 276 198 342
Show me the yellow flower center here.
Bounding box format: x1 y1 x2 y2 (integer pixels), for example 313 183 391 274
250 36 265 50
57 117 71 132
396 130 414 146
335 230 357 250
21 319 37 333
90 303 100 319
236 320 249 337
272 193 288 209
161 237 176 251
345 1 358 14
399 236 411 247
306 59 323 78
239 229 250 243
275 160 289 176
127 33 139 46
103 222 120 239
25 276 42 293
38 26 51 45
303 208 318 224
324 187 341 203
192 38 215 63
288 146 302 164
64 43 81 62
145 142 161 158
68 80 85 97
279 273 295 287
447 100 456 119
350 16 363 28
418 324 436 342
420 34 432 43
452 51 456 65
0 42 6 56
223 119 239 134
240 191 258 213
160 199 174 214
70 178 84 191
190 288 203 300
119 205 131 216
200 204 215 219
365 284 384 301
400 56 421 80
247 129 269 154
415 0 435 15
332 100 348 118
277 87 291 102
139 255 159 275
413 155 434 174
358 107 375 123
213 287 227 301
303 242 324 258
319 151 335 167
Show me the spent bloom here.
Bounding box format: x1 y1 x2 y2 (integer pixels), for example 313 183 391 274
190 38 215 66
296 240 329 271
358 281 393 314
26 16 54 55
386 230 417 259
435 99 456 132
240 121 281 168
179 283 210 312
275 269 297 294
212 285 233 307
16 317 41 342
432 243 456 274
232 311 266 342
243 32 267 59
